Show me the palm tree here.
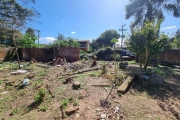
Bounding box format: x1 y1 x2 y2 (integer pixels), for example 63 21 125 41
126 0 180 28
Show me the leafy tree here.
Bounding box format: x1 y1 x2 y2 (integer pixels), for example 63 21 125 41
0 28 23 46
49 34 80 48
90 39 99 52
127 20 171 69
125 0 180 28
95 30 120 48
25 28 36 38
175 29 180 37
17 34 37 48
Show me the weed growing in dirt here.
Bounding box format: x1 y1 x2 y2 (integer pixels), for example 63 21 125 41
18 90 26 97
32 80 43 87
61 99 68 108
89 71 101 77
9 64 19 70
10 108 20 115
34 87 46 103
154 68 165 76
101 63 107 74
73 101 79 106
68 97 74 103
155 117 161 120
5 85 13 91
78 94 84 99
37 71 47 77
85 87 90 93
39 105 48 112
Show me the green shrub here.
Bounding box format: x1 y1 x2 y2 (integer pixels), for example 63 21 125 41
154 68 165 76
73 101 79 106
10 108 20 115
61 99 68 108
34 87 46 103
39 105 48 112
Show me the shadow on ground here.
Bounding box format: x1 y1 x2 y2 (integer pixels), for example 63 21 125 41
125 65 180 120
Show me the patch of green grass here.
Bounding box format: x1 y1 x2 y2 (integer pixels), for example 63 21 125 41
18 90 26 97
5 85 13 91
68 97 74 103
61 99 68 108
154 68 165 76
39 105 48 112
128 60 137 65
89 71 101 77
78 94 84 99
73 101 79 106
85 87 90 93
32 80 43 87
36 71 48 77
34 87 46 103
0 80 2 84
10 108 20 115
9 64 19 70
55 86 66 95
155 117 161 120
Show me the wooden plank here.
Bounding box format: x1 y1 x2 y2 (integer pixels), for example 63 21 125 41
53 58 60 66
117 75 135 94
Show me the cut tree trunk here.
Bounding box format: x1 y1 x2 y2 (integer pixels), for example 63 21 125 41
144 45 149 70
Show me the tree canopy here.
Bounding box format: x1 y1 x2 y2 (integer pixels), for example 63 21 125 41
127 20 172 69
90 30 120 51
0 0 40 46
125 0 180 28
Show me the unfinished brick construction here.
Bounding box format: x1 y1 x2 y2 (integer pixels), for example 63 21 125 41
18 47 80 62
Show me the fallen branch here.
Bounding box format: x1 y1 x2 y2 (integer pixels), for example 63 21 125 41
46 84 55 98
91 84 110 87
60 106 65 119
61 66 100 76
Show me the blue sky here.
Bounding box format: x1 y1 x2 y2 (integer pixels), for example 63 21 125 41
25 0 180 44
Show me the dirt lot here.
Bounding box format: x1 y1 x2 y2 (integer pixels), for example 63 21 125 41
0 60 179 120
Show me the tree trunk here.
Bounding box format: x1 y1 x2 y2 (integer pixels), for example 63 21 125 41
139 55 142 69
144 46 149 69
12 29 21 69
114 46 117 84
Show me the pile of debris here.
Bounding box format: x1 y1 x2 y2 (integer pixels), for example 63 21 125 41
96 106 126 120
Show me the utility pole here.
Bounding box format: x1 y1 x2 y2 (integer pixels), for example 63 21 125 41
119 24 127 63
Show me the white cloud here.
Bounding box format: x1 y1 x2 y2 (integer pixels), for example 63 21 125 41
161 26 177 31
39 37 56 44
71 32 76 34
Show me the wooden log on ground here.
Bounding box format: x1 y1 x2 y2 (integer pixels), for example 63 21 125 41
117 75 135 94
61 66 100 76
36 64 50 69
32 58 37 63
91 84 110 87
46 84 55 98
53 58 60 66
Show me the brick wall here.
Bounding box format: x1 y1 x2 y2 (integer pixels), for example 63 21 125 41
56 47 80 62
18 47 79 62
18 48 54 62
153 49 180 65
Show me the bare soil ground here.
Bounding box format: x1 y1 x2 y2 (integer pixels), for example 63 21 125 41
0 60 179 120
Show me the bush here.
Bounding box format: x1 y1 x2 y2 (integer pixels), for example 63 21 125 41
34 87 46 103
61 99 68 108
